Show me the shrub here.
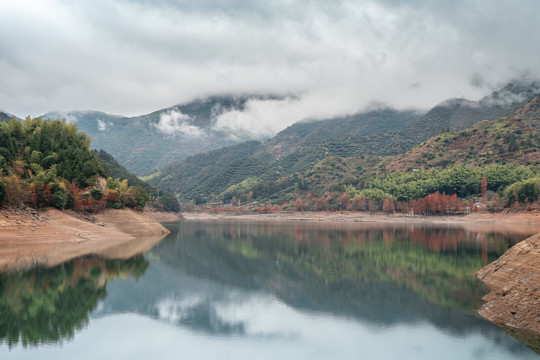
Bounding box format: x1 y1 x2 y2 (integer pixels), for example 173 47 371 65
90 188 103 200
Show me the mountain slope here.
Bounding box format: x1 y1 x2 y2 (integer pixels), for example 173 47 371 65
43 96 265 175
385 95 540 172
152 141 266 195
0 110 20 123
383 81 539 155
149 82 540 204
264 108 422 158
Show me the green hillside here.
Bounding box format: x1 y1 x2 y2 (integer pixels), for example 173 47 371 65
0 117 151 211
0 111 14 123
153 141 266 193
264 108 422 158
96 150 180 212
149 83 538 204
43 96 267 175
385 95 540 172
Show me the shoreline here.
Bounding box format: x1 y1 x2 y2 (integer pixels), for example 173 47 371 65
1 207 539 341
0 207 170 272
184 210 540 340
180 210 540 224
180 211 540 235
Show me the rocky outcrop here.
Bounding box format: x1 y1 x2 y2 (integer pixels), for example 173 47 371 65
477 233 540 333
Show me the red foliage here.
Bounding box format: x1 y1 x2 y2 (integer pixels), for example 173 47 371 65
294 198 304 211
409 192 463 215
382 198 395 214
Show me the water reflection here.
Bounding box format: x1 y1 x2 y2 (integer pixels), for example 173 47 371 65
154 222 522 318
0 256 148 348
1 221 538 359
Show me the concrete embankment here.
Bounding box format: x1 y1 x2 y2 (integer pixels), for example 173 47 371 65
0 207 170 271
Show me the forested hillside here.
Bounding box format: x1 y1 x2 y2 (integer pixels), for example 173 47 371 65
43 96 266 175
385 95 540 171
149 82 539 206
0 111 14 123
264 108 422 158
0 118 150 211
238 95 540 211
96 150 180 212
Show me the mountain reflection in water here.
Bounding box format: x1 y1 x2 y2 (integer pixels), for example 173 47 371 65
1 221 538 359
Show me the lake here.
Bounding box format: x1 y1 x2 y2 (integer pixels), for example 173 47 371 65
1 220 539 359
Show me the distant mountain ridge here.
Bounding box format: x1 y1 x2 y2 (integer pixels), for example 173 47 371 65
385 94 540 172
42 96 270 175
0 110 20 123
148 81 540 203
3 79 539 183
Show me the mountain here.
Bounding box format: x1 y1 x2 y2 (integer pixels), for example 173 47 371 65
43 96 266 175
264 108 422 159
0 112 11 123
387 80 540 152
36 81 536 178
385 95 540 172
148 81 540 204
148 108 421 201
0 110 20 123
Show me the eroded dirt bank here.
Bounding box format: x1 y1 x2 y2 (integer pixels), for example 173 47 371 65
477 233 540 341
0 207 170 271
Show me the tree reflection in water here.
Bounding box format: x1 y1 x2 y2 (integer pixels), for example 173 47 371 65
0 256 148 348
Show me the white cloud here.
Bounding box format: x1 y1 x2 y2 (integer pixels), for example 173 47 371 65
97 119 109 131
155 296 204 323
156 109 206 137
0 0 539 135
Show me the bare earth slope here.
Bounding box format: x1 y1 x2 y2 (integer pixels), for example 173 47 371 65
0 208 169 271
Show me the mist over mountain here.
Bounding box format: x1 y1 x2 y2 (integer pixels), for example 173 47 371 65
3 79 538 184
147 81 540 203
42 96 275 175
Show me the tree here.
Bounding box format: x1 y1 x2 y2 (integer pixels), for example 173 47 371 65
340 192 350 210
382 198 395 214
481 174 487 200
294 198 304 212
90 188 103 200
0 178 6 203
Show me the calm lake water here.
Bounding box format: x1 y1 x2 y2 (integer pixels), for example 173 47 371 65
1 220 539 359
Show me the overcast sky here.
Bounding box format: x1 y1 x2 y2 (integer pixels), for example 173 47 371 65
0 0 539 135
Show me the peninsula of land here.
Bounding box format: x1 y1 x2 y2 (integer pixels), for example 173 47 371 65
0 207 170 271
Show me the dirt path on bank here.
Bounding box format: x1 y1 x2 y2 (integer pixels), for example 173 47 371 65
0 208 169 271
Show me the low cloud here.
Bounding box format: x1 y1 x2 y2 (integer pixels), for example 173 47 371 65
96 118 112 131
156 109 206 137
0 0 539 136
